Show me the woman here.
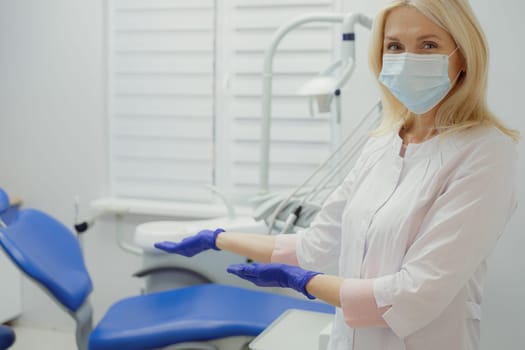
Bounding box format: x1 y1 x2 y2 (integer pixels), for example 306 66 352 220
155 0 519 349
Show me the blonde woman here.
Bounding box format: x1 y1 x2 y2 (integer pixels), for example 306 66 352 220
155 0 519 349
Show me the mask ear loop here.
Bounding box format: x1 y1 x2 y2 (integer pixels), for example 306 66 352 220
448 46 464 86
451 66 463 85
448 46 460 58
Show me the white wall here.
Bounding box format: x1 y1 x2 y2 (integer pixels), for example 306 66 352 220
0 0 523 348
0 0 144 329
470 1 525 348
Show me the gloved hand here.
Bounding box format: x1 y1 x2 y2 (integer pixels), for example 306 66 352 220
227 262 322 299
154 228 225 257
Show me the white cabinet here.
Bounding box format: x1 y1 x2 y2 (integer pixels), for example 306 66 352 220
0 239 22 323
0 200 23 322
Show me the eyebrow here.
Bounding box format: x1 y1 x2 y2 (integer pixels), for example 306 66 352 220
384 34 442 41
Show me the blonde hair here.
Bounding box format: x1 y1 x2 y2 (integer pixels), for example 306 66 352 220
369 0 520 142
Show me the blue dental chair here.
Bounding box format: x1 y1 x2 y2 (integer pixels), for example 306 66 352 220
0 188 334 350
0 325 15 350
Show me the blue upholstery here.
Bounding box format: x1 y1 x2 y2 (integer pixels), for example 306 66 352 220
0 188 19 226
0 192 334 350
0 204 20 227
89 283 333 350
0 325 15 349
0 209 93 312
0 189 8 214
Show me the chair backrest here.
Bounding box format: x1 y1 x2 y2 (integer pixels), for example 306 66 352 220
0 208 93 312
0 188 9 214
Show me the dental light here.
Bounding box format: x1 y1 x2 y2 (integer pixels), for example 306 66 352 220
296 59 352 123
297 64 344 113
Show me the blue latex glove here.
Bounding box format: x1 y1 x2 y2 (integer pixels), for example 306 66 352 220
227 262 321 299
154 228 225 257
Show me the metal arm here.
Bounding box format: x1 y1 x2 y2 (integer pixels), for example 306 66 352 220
259 12 373 193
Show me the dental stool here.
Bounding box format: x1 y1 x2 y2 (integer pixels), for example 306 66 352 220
0 325 15 350
0 188 334 350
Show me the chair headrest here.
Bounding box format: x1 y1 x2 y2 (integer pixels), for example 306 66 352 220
0 209 93 311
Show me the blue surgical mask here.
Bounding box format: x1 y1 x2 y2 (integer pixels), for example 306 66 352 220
379 48 458 115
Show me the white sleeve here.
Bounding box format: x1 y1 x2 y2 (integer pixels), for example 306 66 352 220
373 135 518 339
271 234 299 265
296 141 372 272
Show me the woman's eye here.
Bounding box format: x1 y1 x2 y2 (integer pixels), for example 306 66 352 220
386 43 402 51
422 42 438 49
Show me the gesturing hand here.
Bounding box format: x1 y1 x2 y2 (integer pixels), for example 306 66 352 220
227 262 321 299
154 228 225 257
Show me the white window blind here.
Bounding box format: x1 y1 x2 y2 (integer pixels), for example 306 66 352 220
223 0 338 199
108 0 340 204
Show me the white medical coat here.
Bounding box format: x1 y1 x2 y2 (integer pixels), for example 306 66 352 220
291 126 517 350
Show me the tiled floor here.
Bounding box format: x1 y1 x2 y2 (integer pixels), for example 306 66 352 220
10 326 74 350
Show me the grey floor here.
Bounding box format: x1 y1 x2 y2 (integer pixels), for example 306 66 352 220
10 326 74 350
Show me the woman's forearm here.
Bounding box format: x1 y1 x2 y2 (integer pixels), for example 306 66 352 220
216 232 276 263
306 275 389 328
305 274 344 307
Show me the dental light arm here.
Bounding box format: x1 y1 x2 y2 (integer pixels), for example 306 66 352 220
259 12 373 193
